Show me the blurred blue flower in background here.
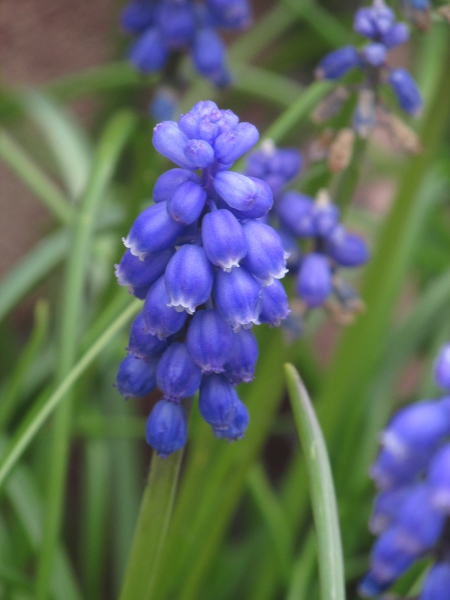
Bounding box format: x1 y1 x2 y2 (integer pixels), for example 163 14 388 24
314 0 422 147
115 101 289 456
120 0 252 118
244 142 369 336
360 343 450 599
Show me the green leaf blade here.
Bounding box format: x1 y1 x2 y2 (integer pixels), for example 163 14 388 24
284 363 346 600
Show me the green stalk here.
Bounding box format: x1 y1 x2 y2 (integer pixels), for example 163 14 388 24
35 111 136 600
119 449 185 600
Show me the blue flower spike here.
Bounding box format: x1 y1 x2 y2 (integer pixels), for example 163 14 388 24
115 102 290 457
314 0 422 146
361 343 450 598
120 0 252 118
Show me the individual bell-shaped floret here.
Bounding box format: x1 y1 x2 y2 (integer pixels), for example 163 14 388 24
371 446 429 490
241 220 288 285
434 344 450 391
259 280 290 327
214 266 262 330
146 400 187 457
213 172 268 213
428 444 450 512
155 1 195 49
143 276 188 339
393 484 445 554
123 201 185 259
152 121 199 169
296 253 332 308
370 486 412 534
381 399 450 459
311 192 340 237
315 46 361 80
202 209 247 271
199 373 238 430
121 0 154 34
213 399 249 440
358 527 416 598
381 22 409 49
362 43 387 67
191 28 231 87
115 354 159 399
388 68 423 116
224 328 258 384
186 309 234 373
127 313 168 360
115 248 174 297
165 244 214 314
208 0 252 29
153 168 200 203
326 226 370 267
156 342 202 402
420 563 450 600
276 191 315 237
167 181 207 225
183 138 215 169
214 121 259 165
226 177 273 219
149 87 178 122
128 27 168 73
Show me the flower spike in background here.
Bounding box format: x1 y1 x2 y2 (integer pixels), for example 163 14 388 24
115 101 290 456
120 0 252 118
361 343 450 599
313 0 423 154
244 144 369 337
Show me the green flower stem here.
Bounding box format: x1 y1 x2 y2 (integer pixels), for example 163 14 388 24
35 111 136 600
119 447 186 600
0 129 72 223
282 0 352 48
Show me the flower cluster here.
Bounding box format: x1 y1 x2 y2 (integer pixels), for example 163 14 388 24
245 143 369 333
314 0 422 147
115 101 290 457
120 0 251 87
360 344 450 599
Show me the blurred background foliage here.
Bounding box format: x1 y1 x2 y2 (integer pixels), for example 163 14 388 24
1 0 450 599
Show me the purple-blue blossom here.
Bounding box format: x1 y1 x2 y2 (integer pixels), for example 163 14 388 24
315 0 422 128
244 146 369 332
115 101 289 457
120 0 252 118
361 343 450 598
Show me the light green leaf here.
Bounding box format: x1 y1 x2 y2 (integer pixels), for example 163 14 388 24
284 363 346 600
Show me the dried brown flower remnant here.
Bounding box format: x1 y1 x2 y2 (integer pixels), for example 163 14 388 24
328 128 355 173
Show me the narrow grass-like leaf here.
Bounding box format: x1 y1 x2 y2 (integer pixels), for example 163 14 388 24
0 299 140 490
0 300 49 429
21 92 92 198
0 129 72 223
35 110 136 599
284 363 345 600
247 463 293 581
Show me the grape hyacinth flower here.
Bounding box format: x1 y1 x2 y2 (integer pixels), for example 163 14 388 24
313 0 423 154
360 343 450 598
245 143 369 335
120 0 252 117
115 101 289 457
